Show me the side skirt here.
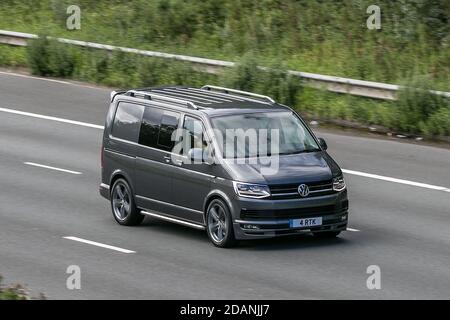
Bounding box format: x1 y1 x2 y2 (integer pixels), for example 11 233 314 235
141 210 206 230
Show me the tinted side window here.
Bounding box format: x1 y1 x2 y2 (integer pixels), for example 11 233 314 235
139 107 164 148
138 107 180 152
112 102 144 142
157 111 180 151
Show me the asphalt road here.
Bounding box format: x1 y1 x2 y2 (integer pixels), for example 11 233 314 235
0 71 449 299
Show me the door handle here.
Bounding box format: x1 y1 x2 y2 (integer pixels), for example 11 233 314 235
164 155 183 166
173 158 183 166
163 155 172 163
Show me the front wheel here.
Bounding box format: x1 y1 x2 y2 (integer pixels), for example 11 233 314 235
110 178 144 226
206 199 237 248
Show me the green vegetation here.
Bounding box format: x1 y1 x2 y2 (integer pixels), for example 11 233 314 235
0 0 448 136
298 84 449 136
396 78 450 135
0 275 27 300
1 0 448 90
0 274 46 300
0 45 27 67
26 36 218 87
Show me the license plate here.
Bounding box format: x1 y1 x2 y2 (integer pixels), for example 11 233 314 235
290 217 322 228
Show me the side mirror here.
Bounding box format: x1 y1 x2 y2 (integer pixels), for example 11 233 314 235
318 138 328 150
187 148 210 163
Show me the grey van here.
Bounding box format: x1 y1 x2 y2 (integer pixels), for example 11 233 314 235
100 85 348 247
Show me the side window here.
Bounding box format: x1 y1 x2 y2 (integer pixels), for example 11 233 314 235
111 102 144 142
139 107 164 148
182 116 208 154
157 111 180 151
138 106 180 152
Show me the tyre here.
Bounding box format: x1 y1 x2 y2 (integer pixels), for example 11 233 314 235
110 178 144 226
206 199 237 248
312 231 341 238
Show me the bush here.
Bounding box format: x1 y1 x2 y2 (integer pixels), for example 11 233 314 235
27 36 75 77
396 77 449 134
221 54 301 106
0 274 46 300
27 36 52 75
0 275 28 300
25 37 219 88
297 87 398 129
421 107 450 136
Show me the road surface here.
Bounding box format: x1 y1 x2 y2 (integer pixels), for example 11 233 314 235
0 71 449 299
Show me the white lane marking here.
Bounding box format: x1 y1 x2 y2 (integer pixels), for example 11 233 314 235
1 107 449 194
24 162 82 175
0 107 104 129
347 228 360 232
342 169 450 193
0 71 106 90
63 236 136 254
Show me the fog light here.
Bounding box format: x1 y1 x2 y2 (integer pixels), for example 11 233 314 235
243 224 260 230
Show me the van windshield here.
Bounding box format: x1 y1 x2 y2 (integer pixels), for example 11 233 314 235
210 111 320 158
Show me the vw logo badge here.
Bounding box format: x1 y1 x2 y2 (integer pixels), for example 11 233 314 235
298 184 310 197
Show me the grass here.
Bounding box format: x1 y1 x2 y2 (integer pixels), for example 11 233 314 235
0 275 30 300
0 0 448 90
0 45 27 67
0 0 448 137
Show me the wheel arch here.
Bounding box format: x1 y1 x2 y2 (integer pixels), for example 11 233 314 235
109 170 135 196
203 190 234 220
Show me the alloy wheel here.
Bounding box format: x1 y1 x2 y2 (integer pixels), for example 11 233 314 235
112 182 131 221
208 204 228 243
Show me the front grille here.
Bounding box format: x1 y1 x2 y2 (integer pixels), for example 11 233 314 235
269 180 334 200
241 204 342 220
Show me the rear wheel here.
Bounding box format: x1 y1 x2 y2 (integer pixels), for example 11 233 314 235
206 199 236 248
110 178 144 226
313 231 341 238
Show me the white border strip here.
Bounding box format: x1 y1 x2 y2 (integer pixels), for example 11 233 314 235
24 162 82 175
63 236 136 254
0 107 104 129
342 169 450 193
0 71 107 90
0 71 75 85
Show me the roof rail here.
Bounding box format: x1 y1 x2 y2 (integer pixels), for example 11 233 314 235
126 90 199 110
201 85 276 104
110 90 127 102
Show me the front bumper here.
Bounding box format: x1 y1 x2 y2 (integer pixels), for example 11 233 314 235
231 190 348 240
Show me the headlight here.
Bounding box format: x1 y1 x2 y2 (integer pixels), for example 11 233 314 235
333 176 346 192
233 182 271 198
